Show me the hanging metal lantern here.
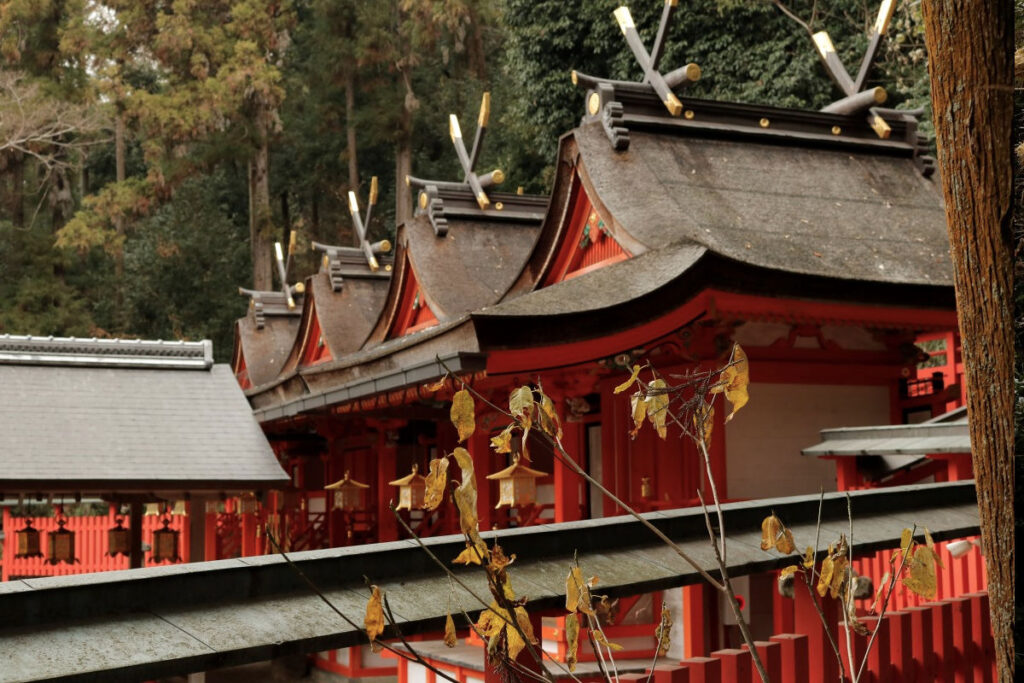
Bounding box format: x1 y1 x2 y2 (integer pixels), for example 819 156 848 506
325 470 370 511
46 517 77 565
108 517 130 557
389 464 426 511
640 476 654 500
486 454 548 508
151 518 181 563
15 519 42 558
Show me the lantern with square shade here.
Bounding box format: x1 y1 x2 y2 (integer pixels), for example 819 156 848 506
15 519 42 558
151 518 181 563
325 470 370 511
108 517 130 557
486 454 548 508
389 464 426 511
46 516 77 565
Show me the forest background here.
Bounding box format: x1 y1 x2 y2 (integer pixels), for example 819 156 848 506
0 0 932 361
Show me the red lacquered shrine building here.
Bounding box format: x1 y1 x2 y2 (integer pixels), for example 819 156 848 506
231 20 983 680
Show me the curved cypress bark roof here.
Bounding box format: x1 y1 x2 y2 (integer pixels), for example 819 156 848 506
573 122 952 284
234 313 301 387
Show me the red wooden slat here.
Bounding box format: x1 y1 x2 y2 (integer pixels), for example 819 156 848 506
769 634 808 682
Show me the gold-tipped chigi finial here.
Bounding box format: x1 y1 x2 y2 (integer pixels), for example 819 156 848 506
807 0 906 138
348 177 384 272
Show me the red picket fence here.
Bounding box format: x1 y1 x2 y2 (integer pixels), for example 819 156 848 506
629 592 994 683
1 507 189 581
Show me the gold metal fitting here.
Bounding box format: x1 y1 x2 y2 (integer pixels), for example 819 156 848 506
665 93 683 117
831 125 842 135
294 282 306 294
379 239 392 253
495 202 504 210
684 110 695 120
418 191 429 209
588 92 601 116
759 118 770 128
491 169 505 185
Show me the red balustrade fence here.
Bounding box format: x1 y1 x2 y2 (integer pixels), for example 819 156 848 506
1 508 189 581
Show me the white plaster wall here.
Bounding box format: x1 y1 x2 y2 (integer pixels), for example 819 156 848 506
725 383 891 500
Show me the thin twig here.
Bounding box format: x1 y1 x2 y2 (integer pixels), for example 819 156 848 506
380 594 461 683
853 524 915 683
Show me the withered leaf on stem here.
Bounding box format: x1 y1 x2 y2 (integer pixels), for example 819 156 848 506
713 343 749 422
490 423 515 454
593 630 623 651
539 391 563 440
760 513 796 554
647 378 669 439
630 392 648 437
422 457 449 511
565 566 594 614
450 389 476 443
365 586 385 643
509 386 534 426
444 613 457 648
655 600 672 657
453 541 488 565
565 613 580 672
903 544 939 600
614 364 642 394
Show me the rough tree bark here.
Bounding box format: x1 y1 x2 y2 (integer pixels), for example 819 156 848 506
920 1 1014 679
345 69 360 245
395 103 413 228
249 119 274 291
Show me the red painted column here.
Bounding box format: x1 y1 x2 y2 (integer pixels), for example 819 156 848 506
903 605 935 680
711 648 749 680
966 592 995 683
772 574 794 634
741 640 781 683
468 427 493 530
792 583 839 683
769 634 808 682
376 426 398 542
886 611 912 680
679 657 720 683
204 501 218 560
683 584 710 658
833 458 861 491
240 511 257 557
553 409 583 523
948 596 971 682
861 614 891 682
650 664 691 683
932 600 954 682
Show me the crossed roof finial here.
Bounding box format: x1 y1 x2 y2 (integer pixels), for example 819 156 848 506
311 176 393 292
238 232 306 327
571 2 701 150
811 0 901 138
406 92 512 235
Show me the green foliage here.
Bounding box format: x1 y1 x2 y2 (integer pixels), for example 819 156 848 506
121 171 249 362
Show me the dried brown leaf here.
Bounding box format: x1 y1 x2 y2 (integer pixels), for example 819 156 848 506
450 389 476 443
422 457 449 510
365 586 385 642
716 344 749 422
614 364 642 394
566 613 580 672
490 424 515 454
647 378 669 439
630 391 648 437
655 601 672 657
509 386 534 425
903 545 938 600
444 613 457 647
539 391 563 440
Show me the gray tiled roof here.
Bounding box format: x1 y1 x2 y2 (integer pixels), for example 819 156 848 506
0 341 288 492
803 408 970 457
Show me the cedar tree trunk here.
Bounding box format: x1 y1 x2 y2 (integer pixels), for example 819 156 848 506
249 120 274 291
345 69 360 245
921 1 1014 679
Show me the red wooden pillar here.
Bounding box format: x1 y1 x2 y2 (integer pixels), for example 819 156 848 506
683 584 712 658
966 592 995 683
792 582 839 683
650 664 690 683
861 614 890 682
679 657 720 683
468 427 493 530
240 510 257 557
711 648 749 680
833 458 861 491
376 426 398 542
772 573 794 634
887 611 912 680
204 501 218 560
931 600 954 682
948 596 971 682
553 390 583 523
769 634 808 682
903 605 935 680
741 640 781 683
